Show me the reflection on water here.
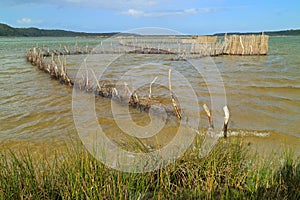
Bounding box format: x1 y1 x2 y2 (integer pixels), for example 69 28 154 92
0 37 299 152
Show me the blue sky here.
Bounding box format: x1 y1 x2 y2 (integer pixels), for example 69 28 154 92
0 0 299 35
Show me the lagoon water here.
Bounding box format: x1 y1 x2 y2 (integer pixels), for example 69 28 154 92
0 36 299 153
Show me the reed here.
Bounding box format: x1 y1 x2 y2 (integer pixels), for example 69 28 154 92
197 35 218 44
1 138 299 199
224 33 269 55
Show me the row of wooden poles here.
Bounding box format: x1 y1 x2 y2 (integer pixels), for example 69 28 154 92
119 33 269 57
27 47 73 86
26 46 230 137
26 47 181 119
35 34 268 60
223 33 269 55
37 42 175 57
193 33 269 55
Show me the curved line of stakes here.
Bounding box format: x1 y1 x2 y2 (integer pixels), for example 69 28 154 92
72 27 227 173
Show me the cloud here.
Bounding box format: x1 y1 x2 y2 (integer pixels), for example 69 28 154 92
121 8 215 17
17 18 42 25
126 9 145 17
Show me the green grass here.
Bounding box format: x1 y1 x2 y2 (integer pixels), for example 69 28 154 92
0 138 299 199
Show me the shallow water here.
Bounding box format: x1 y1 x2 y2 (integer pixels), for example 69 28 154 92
0 36 299 154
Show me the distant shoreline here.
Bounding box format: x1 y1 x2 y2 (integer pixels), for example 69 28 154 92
213 29 300 36
1 23 299 37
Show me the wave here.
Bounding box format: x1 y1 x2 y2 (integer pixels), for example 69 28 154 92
194 128 271 138
226 130 270 137
247 85 300 90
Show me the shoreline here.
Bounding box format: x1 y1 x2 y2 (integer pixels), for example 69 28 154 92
1 128 299 158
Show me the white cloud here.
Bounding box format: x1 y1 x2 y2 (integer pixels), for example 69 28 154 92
17 18 42 25
17 18 32 24
121 8 215 17
126 9 145 17
184 8 198 14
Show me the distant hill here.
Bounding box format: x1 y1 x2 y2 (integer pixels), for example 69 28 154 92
213 29 300 36
0 23 119 37
1 23 299 37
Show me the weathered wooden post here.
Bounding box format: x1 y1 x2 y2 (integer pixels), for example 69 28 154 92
222 106 230 138
169 69 182 120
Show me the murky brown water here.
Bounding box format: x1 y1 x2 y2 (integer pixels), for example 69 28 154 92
0 36 299 155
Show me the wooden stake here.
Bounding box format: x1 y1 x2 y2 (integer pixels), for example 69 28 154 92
90 68 101 90
203 104 213 129
134 92 139 102
222 106 230 138
124 82 131 97
57 55 64 78
239 36 245 55
64 46 70 54
112 88 120 100
168 69 181 120
149 76 158 98
83 59 89 90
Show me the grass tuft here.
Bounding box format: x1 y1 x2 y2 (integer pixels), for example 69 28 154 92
0 138 299 199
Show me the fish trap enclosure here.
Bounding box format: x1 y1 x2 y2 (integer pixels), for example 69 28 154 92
25 34 268 139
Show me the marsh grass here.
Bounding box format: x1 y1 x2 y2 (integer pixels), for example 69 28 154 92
0 138 299 199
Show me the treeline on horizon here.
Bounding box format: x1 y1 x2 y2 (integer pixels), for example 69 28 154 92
0 23 118 37
0 23 300 37
213 29 300 36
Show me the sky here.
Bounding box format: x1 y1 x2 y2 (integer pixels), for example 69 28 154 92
0 0 299 35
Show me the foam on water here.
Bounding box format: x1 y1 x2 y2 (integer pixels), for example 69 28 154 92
226 130 271 137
